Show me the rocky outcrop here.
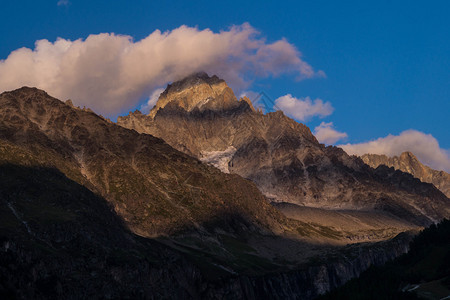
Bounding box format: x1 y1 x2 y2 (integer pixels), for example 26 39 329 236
361 152 450 198
118 73 450 229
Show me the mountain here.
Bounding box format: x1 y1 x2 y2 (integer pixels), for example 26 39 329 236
118 72 450 230
0 87 292 237
1 86 421 298
318 218 450 300
362 152 450 198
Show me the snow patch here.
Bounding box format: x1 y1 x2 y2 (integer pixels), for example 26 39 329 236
195 97 213 110
200 146 237 173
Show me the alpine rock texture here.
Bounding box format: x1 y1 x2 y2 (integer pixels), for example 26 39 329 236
361 151 450 198
118 72 450 233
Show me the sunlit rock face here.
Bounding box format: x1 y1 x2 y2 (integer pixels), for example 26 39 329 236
148 71 252 118
118 72 450 228
361 151 450 198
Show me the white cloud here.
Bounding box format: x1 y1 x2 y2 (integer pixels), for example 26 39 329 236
339 129 450 172
274 94 333 121
140 88 165 114
0 23 323 116
57 0 70 6
314 122 348 144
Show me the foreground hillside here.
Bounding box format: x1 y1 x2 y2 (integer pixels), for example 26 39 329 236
0 164 200 298
0 87 422 298
318 218 450 300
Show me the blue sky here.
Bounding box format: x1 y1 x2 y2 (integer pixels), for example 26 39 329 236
0 0 449 169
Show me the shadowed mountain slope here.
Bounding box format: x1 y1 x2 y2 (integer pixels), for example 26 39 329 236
0 164 208 299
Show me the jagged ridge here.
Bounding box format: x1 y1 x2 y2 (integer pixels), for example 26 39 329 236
361 152 450 198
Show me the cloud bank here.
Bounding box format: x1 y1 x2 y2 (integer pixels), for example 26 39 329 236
339 130 450 172
314 122 348 144
0 23 323 116
274 94 333 121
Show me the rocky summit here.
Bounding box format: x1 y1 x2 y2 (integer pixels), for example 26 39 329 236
361 151 450 198
118 72 450 231
148 71 255 119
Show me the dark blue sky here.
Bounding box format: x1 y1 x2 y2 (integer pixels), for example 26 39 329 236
1 0 449 149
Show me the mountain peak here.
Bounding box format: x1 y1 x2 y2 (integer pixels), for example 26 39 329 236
162 71 224 94
399 151 417 161
5 86 48 97
148 72 247 118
